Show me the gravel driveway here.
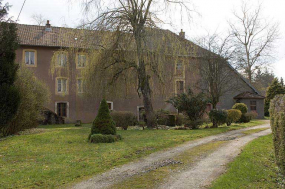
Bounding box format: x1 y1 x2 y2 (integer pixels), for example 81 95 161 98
73 121 271 189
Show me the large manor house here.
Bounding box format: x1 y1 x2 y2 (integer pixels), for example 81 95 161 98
15 21 265 123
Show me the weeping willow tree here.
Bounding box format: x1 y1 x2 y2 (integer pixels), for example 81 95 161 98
77 0 196 128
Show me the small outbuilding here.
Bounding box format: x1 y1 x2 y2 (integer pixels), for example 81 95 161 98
233 91 265 119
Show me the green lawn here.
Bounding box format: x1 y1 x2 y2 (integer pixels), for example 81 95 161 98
0 120 265 188
211 134 285 189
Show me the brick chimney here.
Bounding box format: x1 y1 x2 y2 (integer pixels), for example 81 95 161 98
45 20 52 32
179 29 185 39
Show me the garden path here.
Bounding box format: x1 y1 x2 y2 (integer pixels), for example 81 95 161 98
73 121 270 189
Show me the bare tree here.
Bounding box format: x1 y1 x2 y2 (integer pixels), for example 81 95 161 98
31 14 46 26
196 33 241 128
0 0 10 21
229 2 279 83
80 0 194 128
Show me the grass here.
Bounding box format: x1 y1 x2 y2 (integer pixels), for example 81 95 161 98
211 134 285 189
110 141 226 189
0 119 266 188
241 128 269 135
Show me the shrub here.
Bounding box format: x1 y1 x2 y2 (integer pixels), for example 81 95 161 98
89 134 122 143
247 111 258 119
175 114 185 126
166 114 176 126
184 119 204 129
111 111 137 130
209 109 228 127
232 103 248 114
155 109 169 125
240 113 252 123
91 99 116 135
167 89 208 127
226 109 242 126
1 68 50 136
265 78 285 116
138 121 146 130
269 94 285 175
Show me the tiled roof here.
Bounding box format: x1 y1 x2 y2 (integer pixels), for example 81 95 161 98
16 24 100 48
234 91 265 99
16 23 200 56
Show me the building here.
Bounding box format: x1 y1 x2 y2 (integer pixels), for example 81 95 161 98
15 21 265 123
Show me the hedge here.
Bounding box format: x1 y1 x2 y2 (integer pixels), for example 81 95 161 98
269 94 285 175
111 111 137 130
269 95 285 175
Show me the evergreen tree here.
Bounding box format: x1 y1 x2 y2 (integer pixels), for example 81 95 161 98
0 4 21 129
91 99 116 135
281 77 284 87
252 68 275 95
264 78 285 116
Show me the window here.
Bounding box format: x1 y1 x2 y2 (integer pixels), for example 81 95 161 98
56 52 67 67
176 62 183 70
57 102 67 117
23 50 37 67
176 80 185 94
77 79 84 93
106 101 113 111
175 62 184 76
137 106 145 121
250 101 257 111
56 78 68 93
77 53 87 68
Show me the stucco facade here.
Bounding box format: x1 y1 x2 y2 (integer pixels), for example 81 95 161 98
15 23 264 123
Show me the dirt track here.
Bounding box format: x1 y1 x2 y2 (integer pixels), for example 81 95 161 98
73 121 271 189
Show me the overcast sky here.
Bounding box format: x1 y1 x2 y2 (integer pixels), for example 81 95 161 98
5 0 285 78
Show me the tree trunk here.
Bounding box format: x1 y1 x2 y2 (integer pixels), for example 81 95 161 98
135 30 157 129
211 102 218 128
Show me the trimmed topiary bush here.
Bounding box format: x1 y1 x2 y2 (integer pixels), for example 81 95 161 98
209 109 228 127
226 109 242 126
89 134 122 143
111 111 137 130
269 94 285 175
232 103 248 114
91 99 116 135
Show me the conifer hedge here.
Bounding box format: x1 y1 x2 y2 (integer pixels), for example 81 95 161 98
269 94 285 175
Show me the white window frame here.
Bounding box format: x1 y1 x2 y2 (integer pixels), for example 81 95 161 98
55 101 69 118
56 51 68 67
175 79 185 94
76 53 87 69
106 101 114 111
23 49 37 67
56 77 68 94
137 105 144 121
